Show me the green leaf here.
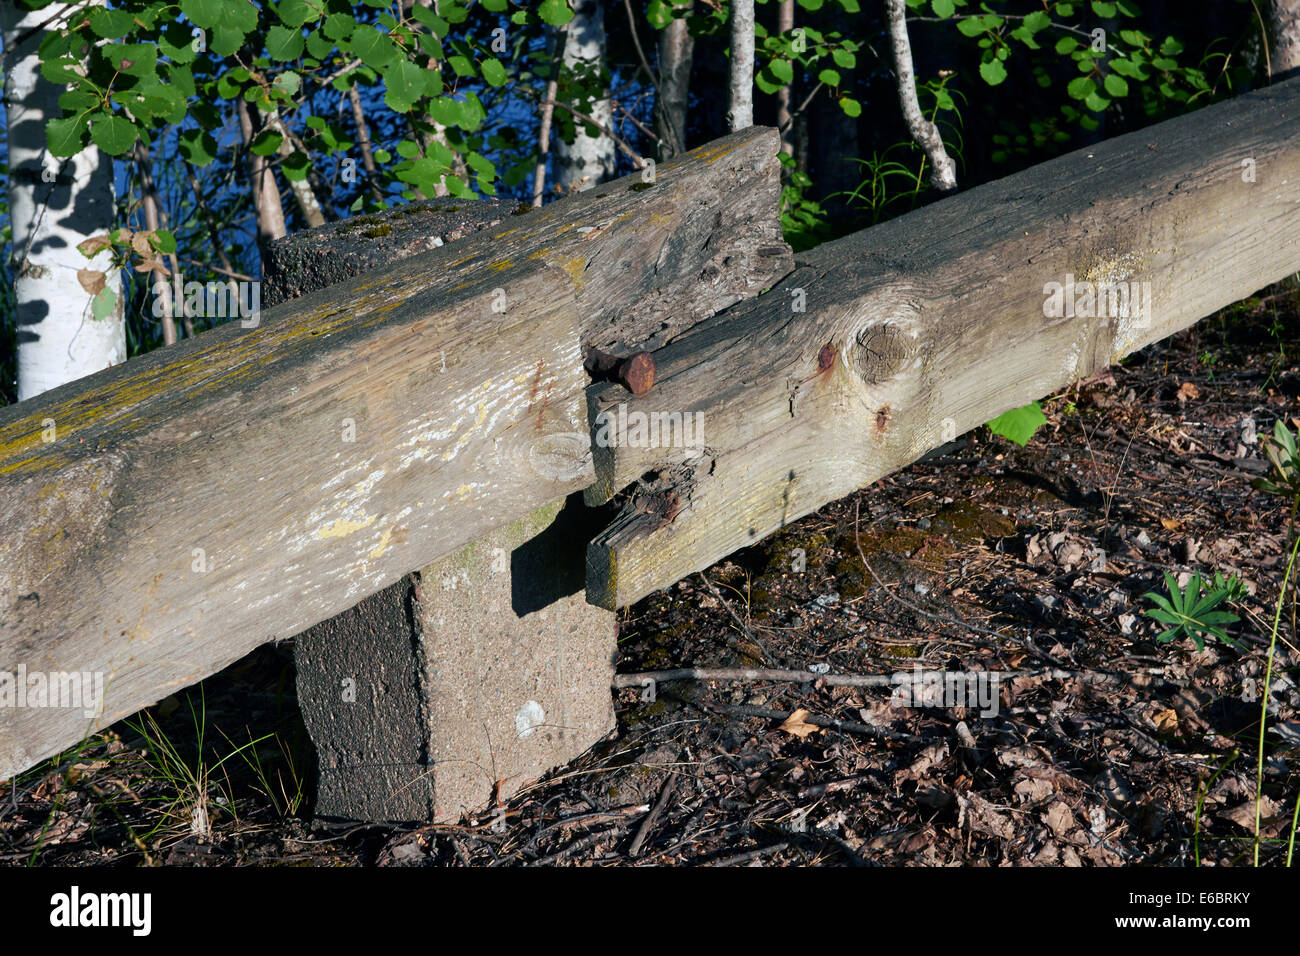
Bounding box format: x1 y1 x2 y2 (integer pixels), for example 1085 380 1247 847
92 288 117 320
1067 76 1095 100
985 401 1046 446
448 55 475 77
838 96 861 118
646 0 674 30
480 57 508 87
323 13 355 40
1023 11 1050 33
1092 1 1118 15
538 0 574 26
105 43 157 78
274 70 302 97
1084 91 1111 112
350 24 398 68
1103 73 1129 97
281 150 312 181
831 47 856 69
267 25 305 60
249 129 283 155
755 69 781 95
410 3 450 37
384 60 424 112
306 27 334 59
88 7 136 39
769 58 794 84
151 228 178 254
980 58 1008 85
47 115 89 157
277 0 326 28
88 113 138 155
931 0 956 16
818 68 841 86
158 20 198 63
956 16 985 37
179 128 218 166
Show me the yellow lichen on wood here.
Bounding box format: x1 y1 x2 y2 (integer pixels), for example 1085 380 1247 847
317 514 377 539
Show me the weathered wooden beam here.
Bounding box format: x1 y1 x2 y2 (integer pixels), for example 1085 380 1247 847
0 260 590 780
260 125 793 352
0 125 793 783
586 78 1300 609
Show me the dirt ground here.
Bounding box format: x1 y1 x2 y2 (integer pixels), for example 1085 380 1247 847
4 283 1300 867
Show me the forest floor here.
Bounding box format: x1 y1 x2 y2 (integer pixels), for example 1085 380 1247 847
4 283 1300 867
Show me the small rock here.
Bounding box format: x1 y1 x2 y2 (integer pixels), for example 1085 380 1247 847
913 581 930 596
916 517 932 531
1135 530 1152 547
808 662 831 675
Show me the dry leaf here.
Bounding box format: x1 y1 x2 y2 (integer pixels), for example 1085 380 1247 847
778 708 819 739
1153 708 1179 733
131 231 153 257
957 792 1015 839
1160 517 1183 531
1221 797 1282 833
1044 801 1077 837
76 234 111 257
1177 381 1200 402
76 268 106 296
133 258 167 275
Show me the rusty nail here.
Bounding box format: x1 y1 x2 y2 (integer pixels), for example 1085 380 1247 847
584 347 656 395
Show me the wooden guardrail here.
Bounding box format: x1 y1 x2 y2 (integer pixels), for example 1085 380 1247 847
0 127 789 781
3 79 1299 786
584 78 1300 608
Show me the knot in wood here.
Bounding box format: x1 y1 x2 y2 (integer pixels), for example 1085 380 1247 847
853 325 913 384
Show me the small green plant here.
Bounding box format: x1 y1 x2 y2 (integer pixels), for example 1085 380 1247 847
1141 571 1242 652
1255 420 1300 502
986 400 1046 447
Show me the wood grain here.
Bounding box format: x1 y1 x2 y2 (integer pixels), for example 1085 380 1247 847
586 78 1300 608
0 260 590 780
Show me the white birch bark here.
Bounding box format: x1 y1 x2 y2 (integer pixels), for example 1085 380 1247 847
884 0 958 193
4 1 125 401
552 0 615 193
727 0 755 131
1269 0 1300 77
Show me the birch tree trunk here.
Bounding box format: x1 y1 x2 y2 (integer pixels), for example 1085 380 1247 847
264 108 327 228
1270 0 1300 77
727 0 755 131
552 0 615 193
775 0 795 158
654 2 694 160
3 1 126 401
236 98 288 246
132 142 178 345
884 0 957 192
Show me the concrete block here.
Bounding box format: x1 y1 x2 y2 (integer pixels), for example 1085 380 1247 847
296 496 616 822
